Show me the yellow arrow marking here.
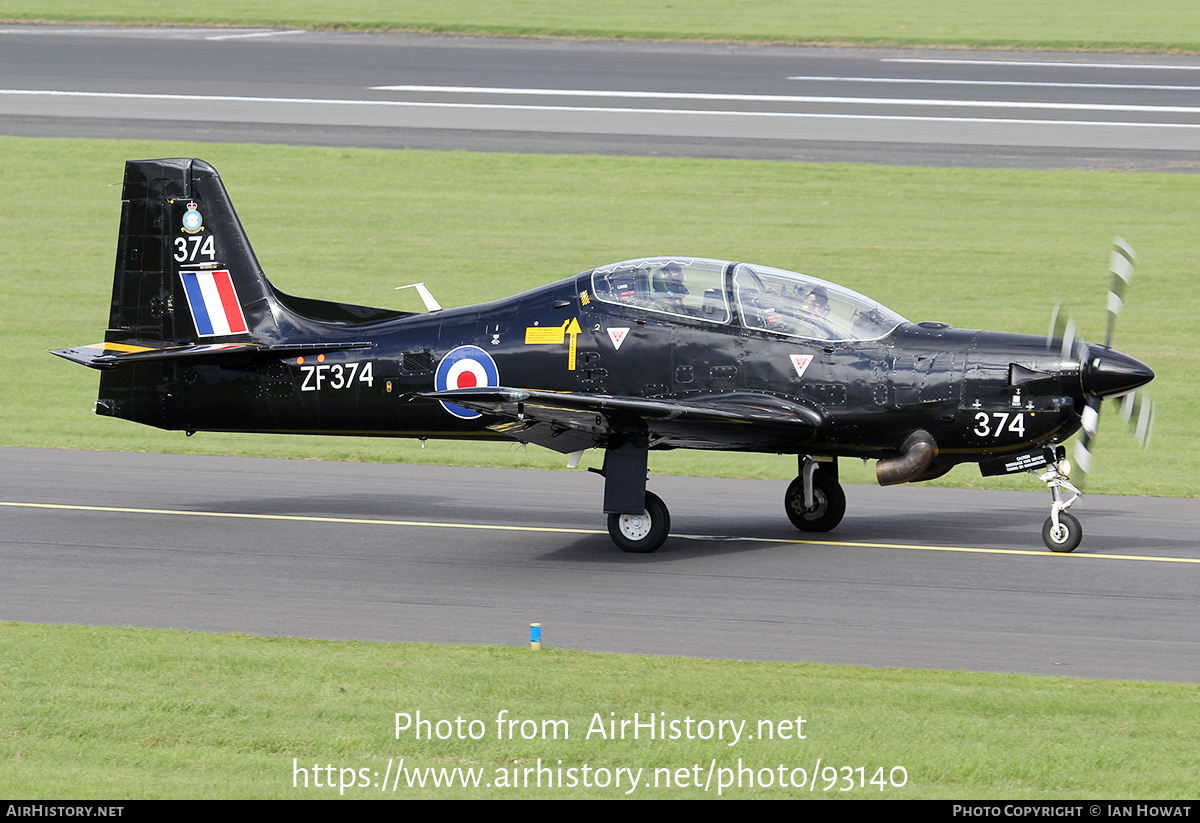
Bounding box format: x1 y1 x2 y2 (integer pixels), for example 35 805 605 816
566 317 581 370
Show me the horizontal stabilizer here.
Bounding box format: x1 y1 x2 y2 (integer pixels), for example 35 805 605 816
52 340 371 370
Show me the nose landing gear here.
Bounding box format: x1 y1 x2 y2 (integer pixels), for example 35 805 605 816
1032 452 1083 552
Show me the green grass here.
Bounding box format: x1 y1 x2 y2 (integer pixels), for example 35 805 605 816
3 1 1200 52
1 623 1196 798
4 136 1195 496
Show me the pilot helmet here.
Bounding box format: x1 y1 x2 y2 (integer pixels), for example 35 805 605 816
654 262 688 298
805 286 830 316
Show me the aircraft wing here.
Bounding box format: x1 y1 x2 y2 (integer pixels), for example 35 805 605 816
422 387 824 453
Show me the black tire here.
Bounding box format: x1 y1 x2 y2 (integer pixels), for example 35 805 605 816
608 491 670 553
1042 512 1082 553
785 472 846 532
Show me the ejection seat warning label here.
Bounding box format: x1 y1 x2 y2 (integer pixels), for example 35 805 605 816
523 318 583 369
287 710 909 796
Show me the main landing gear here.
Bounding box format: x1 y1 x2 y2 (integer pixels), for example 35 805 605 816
607 491 670 553
784 455 846 532
597 446 848 553
597 437 671 554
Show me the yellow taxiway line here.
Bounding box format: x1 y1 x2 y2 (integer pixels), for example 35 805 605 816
2 500 1198 564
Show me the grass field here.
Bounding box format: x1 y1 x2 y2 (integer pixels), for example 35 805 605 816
2 1 1200 52
4 136 1195 497
2 623 1197 799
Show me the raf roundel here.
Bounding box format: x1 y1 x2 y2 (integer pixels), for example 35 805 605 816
434 345 500 419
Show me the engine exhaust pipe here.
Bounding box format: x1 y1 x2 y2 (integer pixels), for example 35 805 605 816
877 431 937 486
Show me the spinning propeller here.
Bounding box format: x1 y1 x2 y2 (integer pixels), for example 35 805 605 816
1047 237 1155 481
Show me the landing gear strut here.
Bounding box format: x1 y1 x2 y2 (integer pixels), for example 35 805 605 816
785 456 846 532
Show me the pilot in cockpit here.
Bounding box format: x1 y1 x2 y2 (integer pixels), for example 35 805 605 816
652 262 690 314
802 285 830 318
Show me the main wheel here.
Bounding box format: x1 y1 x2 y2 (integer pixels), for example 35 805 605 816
785 472 846 532
1042 512 1082 552
608 491 670 553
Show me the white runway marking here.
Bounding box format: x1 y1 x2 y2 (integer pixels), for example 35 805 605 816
369 84 1200 115
881 58 1200 71
204 29 306 41
787 75 1200 92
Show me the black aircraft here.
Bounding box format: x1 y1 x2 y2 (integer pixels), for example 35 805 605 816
54 159 1155 554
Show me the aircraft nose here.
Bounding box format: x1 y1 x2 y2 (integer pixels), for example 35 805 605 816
1080 346 1155 398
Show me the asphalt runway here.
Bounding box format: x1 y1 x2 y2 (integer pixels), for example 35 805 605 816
3 447 1198 682
2 25 1200 169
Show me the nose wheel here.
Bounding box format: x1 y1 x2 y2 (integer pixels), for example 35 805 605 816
608 491 670 553
1042 511 1083 553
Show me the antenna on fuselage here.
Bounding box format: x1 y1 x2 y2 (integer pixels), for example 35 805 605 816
396 282 443 313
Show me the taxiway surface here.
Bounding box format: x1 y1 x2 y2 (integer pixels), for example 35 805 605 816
3 447 1197 681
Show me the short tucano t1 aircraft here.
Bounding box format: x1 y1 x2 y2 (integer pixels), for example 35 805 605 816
53 159 1155 554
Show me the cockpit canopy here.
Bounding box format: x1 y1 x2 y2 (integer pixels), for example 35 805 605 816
590 257 908 342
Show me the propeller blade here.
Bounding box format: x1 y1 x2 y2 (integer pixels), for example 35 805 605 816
1061 315 1077 362
1046 301 1077 360
1136 398 1155 448
1106 236 1136 348
1046 301 1061 351
1117 391 1155 449
1119 392 1134 423
1072 395 1102 477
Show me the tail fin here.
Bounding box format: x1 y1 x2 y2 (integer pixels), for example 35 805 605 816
110 158 278 345
53 158 404 430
